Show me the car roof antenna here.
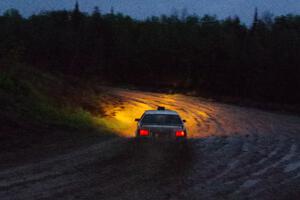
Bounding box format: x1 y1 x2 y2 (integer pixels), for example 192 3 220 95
157 106 165 110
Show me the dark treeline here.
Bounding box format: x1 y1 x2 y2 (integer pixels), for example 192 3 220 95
0 4 299 104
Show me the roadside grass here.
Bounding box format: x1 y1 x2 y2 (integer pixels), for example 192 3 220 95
0 64 110 133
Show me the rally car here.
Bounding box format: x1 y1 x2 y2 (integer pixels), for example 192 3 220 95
135 106 187 140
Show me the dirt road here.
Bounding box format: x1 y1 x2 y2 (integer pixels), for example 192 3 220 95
1 88 300 199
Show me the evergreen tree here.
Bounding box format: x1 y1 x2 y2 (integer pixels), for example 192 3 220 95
71 1 82 29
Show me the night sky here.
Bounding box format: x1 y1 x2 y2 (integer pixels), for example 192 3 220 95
0 0 299 24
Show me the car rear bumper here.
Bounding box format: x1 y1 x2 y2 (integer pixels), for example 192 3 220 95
135 135 187 142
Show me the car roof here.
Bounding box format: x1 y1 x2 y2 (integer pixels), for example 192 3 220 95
144 110 179 115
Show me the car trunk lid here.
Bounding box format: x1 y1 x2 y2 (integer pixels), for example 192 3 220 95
141 125 183 139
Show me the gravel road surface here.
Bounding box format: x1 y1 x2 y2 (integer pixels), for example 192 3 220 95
1 88 300 200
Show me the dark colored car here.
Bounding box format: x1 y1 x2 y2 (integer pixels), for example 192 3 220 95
135 107 187 140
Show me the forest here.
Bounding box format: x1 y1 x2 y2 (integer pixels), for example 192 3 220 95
0 3 299 104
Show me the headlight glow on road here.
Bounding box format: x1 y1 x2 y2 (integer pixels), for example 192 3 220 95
97 88 211 138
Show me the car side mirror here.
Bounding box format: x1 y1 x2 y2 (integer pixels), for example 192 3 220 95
135 118 140 122
182 119 186 123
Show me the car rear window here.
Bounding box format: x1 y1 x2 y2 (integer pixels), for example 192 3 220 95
141 114 183 126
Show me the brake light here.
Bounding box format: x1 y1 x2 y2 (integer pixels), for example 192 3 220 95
176 130 185 137
139 129 149 136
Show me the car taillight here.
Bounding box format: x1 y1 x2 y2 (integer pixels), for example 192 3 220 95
139 129 149 136
176 130 185 137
